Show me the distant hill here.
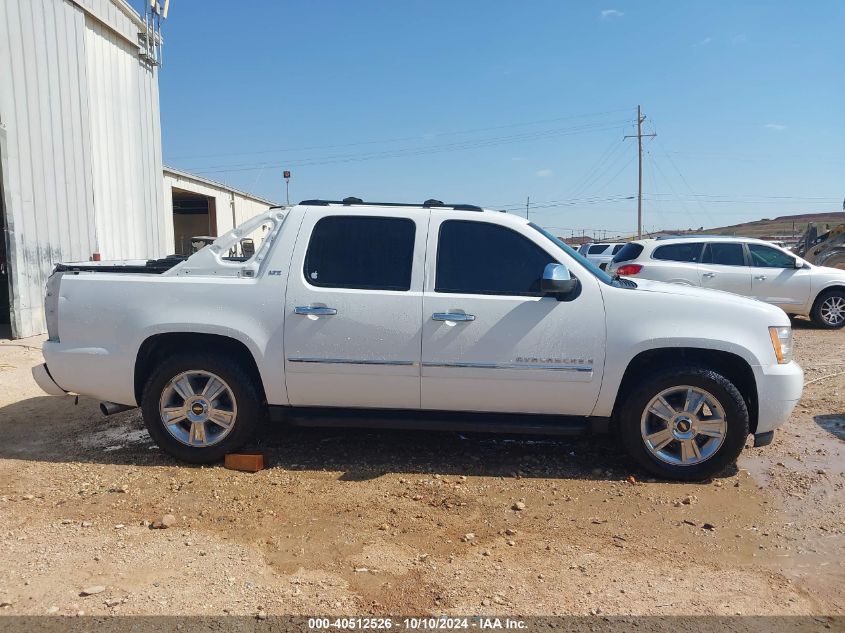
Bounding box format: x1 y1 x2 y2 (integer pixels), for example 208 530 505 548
654 212 845 241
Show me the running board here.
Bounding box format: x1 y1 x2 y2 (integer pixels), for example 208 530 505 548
269 406 607 435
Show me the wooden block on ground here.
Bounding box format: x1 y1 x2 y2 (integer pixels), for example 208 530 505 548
224 453 265 472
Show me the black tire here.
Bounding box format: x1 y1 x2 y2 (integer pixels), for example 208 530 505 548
141 352 265 463
617 365 749 481
810 289 845 329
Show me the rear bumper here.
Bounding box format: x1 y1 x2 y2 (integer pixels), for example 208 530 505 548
41 341 138 405
754 361 804 434
31 363 68 396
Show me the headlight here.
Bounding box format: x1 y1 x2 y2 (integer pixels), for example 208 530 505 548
768 326 793 364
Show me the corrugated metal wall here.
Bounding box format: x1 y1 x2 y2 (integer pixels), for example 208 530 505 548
0 0 165 338
85 15 166 260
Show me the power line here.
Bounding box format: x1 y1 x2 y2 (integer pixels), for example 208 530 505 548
188 119 633 174
169 108 634 162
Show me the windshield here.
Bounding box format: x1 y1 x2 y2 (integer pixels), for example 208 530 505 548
529 223 615 285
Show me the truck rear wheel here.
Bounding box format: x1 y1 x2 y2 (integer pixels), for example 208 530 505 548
617 366 749 481
810 289 845 329
141 352 265 463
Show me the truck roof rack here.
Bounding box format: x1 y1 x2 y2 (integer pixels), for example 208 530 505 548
299 198 484 212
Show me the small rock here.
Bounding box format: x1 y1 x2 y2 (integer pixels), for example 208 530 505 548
21 495 34 501
378 523 390 531
626 475 637 485
150 514 176 529
80 586 106 596
81 521 93 528
505 528 517 536
512 502 526 511
257 611 267 620
681 495 696 505
105 598 121 608
0 601 13 608
462 533 476 542
481 598 491 607
46 606 59 614
702 523 716 531
506 540 516 546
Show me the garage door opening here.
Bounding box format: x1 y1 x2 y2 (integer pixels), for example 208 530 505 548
171 188 217 256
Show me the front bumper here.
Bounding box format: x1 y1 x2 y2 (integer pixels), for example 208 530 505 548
32 363 68 396
754 361 804 434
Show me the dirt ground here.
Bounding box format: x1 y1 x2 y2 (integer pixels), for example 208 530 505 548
0 321 842 617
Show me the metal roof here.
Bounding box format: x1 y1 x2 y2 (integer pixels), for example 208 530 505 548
164 166 279 206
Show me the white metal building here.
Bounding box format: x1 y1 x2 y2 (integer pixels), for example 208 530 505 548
0 0 166 339
163 167 278 257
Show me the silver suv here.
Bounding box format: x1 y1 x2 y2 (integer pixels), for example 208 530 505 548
607 236 845 328
578 242 627 270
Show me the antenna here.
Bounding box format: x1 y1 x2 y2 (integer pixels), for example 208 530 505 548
141 0 169 67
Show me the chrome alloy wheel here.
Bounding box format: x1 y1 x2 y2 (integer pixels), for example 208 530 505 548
158 371 237 447
820 295 845 326
640 385 727 466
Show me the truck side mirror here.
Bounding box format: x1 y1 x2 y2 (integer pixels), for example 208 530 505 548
541 263 577 298
793 258 803 269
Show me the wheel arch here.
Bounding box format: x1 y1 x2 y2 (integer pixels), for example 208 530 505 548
134 332 266 406
814 284 845 300
612 347 759 433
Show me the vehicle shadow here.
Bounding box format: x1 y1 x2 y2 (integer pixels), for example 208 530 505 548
0 395 720 483
791 316 823 330
815 414 845 441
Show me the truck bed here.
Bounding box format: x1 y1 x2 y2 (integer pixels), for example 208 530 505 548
53 255 187 275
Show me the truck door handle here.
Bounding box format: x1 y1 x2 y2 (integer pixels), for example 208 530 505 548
294 306 337 316
702 272 716 279
754 275 768 281
432 312 475 322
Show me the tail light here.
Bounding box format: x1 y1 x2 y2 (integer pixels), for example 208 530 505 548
616 264 642 276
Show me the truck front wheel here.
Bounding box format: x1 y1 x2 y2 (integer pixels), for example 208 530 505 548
141 352 265 463
618 366 749 481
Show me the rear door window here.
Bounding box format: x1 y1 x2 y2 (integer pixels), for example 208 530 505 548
304 216 415 291
701 243 745 266
653 243 704 262
587 244 609 255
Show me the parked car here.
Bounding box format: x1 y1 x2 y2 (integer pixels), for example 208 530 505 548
33 199 803 480
578 242 627 270
607 236 845 329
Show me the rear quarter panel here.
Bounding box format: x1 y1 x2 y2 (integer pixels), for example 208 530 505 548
44 212 303 406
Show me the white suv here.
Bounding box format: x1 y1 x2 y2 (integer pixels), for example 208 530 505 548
608 237 845 328
578 242 627 270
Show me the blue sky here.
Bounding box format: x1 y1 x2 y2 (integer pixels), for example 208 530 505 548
154 1 844 238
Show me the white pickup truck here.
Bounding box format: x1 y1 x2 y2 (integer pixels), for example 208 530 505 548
33 198 804 480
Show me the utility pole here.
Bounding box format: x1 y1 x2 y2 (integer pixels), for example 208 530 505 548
526 196 530 221
624 105 656 239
